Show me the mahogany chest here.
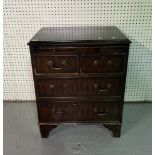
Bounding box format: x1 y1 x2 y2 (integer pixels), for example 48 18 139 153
28 26 131 138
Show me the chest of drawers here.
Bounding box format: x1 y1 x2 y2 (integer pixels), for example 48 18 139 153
28 26 131 138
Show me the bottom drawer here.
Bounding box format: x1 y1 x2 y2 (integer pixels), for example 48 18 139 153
37 100 121 122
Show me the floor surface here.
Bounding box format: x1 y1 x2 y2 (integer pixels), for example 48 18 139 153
4 102 151 155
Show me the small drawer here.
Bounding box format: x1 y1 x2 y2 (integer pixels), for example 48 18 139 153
38 101 120 122
38 101 79 122
31 47 97 54
38 79 77 97
37 77 122 97
78 101 120 121
81 54 125 73
34 55 78 74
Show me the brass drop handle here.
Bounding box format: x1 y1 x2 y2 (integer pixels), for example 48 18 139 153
53 49 56 52
63 83 67 88
61 60 67 66
52 107 67 114
49 84 54 90
94 84 99 89
93 108 109 116
55 111 63 114
107 60 113 65
106 83 112 89
93 60 98 65
97 111 109 116
47 60 67 70
94 83 112 92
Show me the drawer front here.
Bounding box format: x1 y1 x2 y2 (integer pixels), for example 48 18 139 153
81 54 125 73
38 101 120 122
32 47 96 54
38 101 79 122
37 78 122 97
34 55 78 74
31 46 127 54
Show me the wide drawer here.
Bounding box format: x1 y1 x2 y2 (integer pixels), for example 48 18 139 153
31 46 127 54
38 100 120 122
34 55 78 74
37 77 123 97
81 54 125 73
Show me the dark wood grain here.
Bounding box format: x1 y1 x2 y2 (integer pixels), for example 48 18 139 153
38 100 121 122
28 26 131 45
35 55 78 74
81 54 125 73
30 46 128 54
28 26 131 138
37 77 123 97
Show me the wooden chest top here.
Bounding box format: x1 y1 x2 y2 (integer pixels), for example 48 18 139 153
28 26 131 46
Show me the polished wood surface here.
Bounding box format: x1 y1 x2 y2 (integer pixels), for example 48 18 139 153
37 78 122 97
35 55 78 74
28 26 131 45
81 54 124 73
28 26 131 138
38 100 120 122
